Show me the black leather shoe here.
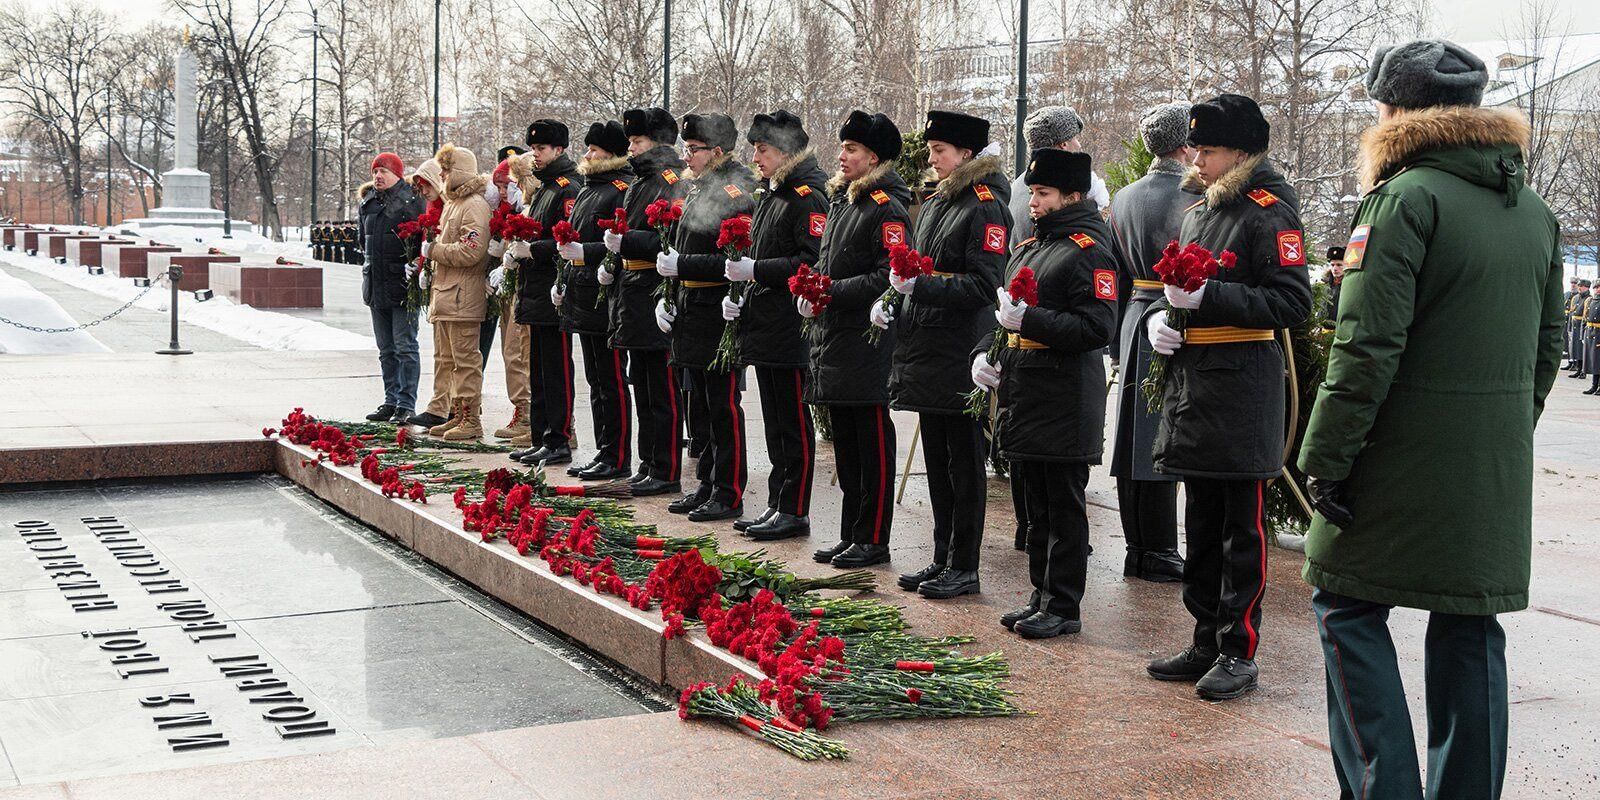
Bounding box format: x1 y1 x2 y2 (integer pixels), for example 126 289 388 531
521 445 571 466
687 500 741 522
631 477 680 497
1147 646 1219 682
389 408 414 424
1196 655 1259 701
1013 525 1027 552
1000 594 1041 630
668 486 712 514
813 541 849 564
579 462 631 481
566 458 599 477
734 507 777 533
366 404 397 422
830 543 889 569
1585 386 1600 395
629 469 650 484
1123 549 1142 577
897 562 945 592
918 568 980 599
509 446 539 462
1134 550 1185 583
406 411 447 428
1014 610 1080 639
747 513 809 541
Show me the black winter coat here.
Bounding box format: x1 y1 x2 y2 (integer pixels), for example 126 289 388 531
890 155 1011 414
668 154 757 370
738 151 829 368
806 163 914 406
977 202 1119 463
560 156 633 336
513 154 581 327
613 145 688 350
358 181 426 309
1145 157 1313 479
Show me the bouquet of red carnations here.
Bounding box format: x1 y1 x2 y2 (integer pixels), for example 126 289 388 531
963 267 1037 417
864 244 933 345
787 263 831 337
679 677 849 761
1141 241 1235 412
594 208 628 306
397 206 441 311
645 199 684 312
550 220 579 305
709 215 754 372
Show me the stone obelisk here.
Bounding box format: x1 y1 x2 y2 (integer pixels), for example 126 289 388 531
126 29 227 229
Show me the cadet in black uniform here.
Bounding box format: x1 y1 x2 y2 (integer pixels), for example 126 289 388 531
882 110 1010 599
1571 280 1592 379
1142 95 1312 700
1585 282 1600 393
1562 277 1579 368
973 148 1118 638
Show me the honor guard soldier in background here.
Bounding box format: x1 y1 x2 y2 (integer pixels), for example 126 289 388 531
555 121 635 481
974 148 1118 638
804 111 912 570
723 110 828 540
1320 246 1346 331
507 120 582 466
1570 280 1591 379
1106 102 1192 584
1584 281 1600 393
654 113 758 522
882 110 1010 600
1142 94 1311 700
607 107 690 497
1562 276 1580 368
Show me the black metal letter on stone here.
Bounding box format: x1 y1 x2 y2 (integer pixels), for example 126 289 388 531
275 720 336 740
167 733 229 752
153 712 212 730
140 693 197 708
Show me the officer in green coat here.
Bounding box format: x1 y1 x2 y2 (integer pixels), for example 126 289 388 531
1297 41 1566 799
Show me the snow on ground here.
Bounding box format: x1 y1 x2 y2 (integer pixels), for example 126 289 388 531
0 266 113 354
110 224 313 262
0 245 373 352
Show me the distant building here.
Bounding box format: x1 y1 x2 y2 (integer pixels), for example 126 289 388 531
0 138 157 226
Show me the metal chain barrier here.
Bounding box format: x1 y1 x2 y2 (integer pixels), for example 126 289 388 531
0 274 165 334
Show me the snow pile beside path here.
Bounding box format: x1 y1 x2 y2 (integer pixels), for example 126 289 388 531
107 224 313 262
0 248 373 352
0 266 112 354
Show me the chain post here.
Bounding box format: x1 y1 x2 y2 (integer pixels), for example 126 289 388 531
156 264 192 355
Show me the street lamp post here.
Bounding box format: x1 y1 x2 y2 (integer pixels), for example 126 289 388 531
432 0 441 151
662 0 672 111
1015 0 1029 174
105 85 113 227
299 5 329 233
221 94 232 238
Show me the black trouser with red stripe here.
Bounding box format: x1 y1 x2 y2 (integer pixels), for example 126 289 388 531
628 348 680 481
1020 461 1090 619
685 366 746 506
1181 477 1269 659
921 412 986 570
577 333 630 470
828 404 895 546
527 325 574 449
754 366 815 516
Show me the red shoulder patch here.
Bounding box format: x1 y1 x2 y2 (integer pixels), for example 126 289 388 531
555 176 570 188
724 184 743 199
1069 233 1096 249
881 221 907 248
1093 269 1117 301
612 179 630 193
662 169 679 184
1276 230 1306 266
870 189 890 205
982 223 1006 254
1248 188 1280 208
808 212 826 238
974 184 995 203
1013 236 1037 251
563 198 575 218
795 184 813 196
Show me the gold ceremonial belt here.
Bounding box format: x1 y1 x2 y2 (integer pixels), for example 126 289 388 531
1133 279 1164 290
569 258 585 266
681 280 727 288
1006 334 1049 350
932 270 955 277
1185 326 1275 345
1589 322 1600 329
624 259 655 271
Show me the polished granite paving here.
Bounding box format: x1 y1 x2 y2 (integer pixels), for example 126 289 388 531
0 476 659 786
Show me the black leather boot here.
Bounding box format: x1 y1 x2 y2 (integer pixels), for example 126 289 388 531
687 500 742 522
519 445 571 465
830 543 889 568
734 507 777 533
1000 593 1041 630
667 485 712 514
1146 646 1219 682
566 457 599 477
918 568 979 599
1013 610 1080 639
1196 655 1259 700
747 513 809 541
896 562 944 592
812 541 849 564
1135 550 1185 583
579 462 631 481
366 404 397 422
631 477 680 497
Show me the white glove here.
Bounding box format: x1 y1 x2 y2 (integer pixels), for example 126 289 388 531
597 262 616 285
557 241 584 261
655 298 675 333
501 250 516 269
725 257 756 282
488 239 506 258
889 269 916 296
404 261 417 280
971 352 1001 390
1147 312 1184 356
796 297 817 319
721 294 745 321
995 286 1027 331
420 240 433 260
550 283 564 307
511 240 532 259
1164 282 1206 310
869 301 894 329
419 268 432 291
656 248 680 277
603 229 622 253
488 266 505 291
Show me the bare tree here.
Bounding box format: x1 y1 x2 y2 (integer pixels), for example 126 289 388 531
102 23 178 213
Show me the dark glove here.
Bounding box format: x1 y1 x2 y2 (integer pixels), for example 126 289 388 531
1306 477 1354 529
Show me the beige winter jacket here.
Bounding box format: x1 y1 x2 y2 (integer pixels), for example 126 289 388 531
427 145 492 323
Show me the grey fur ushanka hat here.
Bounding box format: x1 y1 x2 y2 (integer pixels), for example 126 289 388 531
1366 40 1489 109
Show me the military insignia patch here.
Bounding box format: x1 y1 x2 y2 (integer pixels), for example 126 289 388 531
464 229 480 249
1069 232 1096 249
982 224 1006 254
1093 269 1117 300
809 213 826 238
881 221 907 247
1248 188 1279 208
1276 230 1306 266
974 184 995 203
870 189 890 205
1344 225 1370 270
662 169 679 184
795 184 813 196
724 184 743 199
613 179 630 192
555 176 571 188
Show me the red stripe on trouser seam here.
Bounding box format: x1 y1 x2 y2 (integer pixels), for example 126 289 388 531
1316 596 1370 800
870 406 887 543
1242 479 1267 658
612 349 628 465
792 370 811 515
665 362 680 480
728 369 744 505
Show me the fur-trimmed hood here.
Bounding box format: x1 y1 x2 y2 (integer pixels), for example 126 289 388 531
411 159 445 199
1356 105 1530 193
1181 152 1269 207
828 161 912 206
578 153 632 176
357 181 374 201
934 153 1009 202
434 143 481 191
768 147 817 188
445 173 488 203
509 152 542 196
